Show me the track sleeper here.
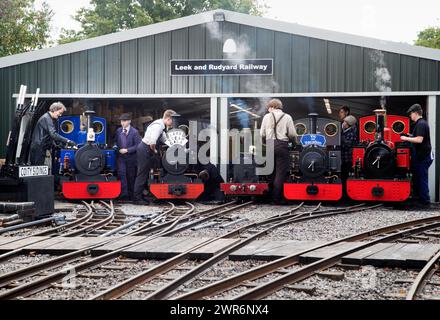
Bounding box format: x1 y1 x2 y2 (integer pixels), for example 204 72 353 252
285 284 317 294
316 271 345 281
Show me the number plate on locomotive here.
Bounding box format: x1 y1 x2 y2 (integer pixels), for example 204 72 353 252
18 166 49 178
300 134 327 147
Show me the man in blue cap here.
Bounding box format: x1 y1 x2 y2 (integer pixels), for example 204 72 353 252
401 104 433 208
114 113 141 201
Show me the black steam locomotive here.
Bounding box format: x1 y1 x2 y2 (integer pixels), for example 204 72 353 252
149 115 204 199
284 113 342 201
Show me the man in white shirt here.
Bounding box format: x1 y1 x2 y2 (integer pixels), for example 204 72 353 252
133 109 176 204
260 99 297 205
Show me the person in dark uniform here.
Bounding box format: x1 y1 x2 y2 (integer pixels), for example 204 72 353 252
198 163 225 202
340 115 358 198
260 99 297 205
401 104 433 208
114 113 142 201
133 109 176 205
30 102 76 165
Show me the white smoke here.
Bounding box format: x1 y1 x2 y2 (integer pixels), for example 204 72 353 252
204 22 279 115
369 50 392 92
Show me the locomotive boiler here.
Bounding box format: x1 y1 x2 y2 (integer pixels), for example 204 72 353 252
347 109 411 202
284 113 342 201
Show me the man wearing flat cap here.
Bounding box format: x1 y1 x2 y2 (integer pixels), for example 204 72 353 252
401 104 433 207
114 113 142 201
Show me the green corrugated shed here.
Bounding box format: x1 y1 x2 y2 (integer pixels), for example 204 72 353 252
0 10 440 157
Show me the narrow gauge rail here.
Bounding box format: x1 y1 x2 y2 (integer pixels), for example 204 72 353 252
406 250 440 300
88 203 374 300
0 201 115 244
0 201 252 299
0 201 121 263
176 214 440 300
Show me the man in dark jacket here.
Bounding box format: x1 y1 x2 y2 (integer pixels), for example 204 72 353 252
341 115 358 181
114 113 142 201
401 104 433 207
30 102 76 165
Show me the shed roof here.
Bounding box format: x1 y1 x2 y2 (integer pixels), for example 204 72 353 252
1 9 440 69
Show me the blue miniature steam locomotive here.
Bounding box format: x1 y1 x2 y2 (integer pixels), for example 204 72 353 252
56 111 120 199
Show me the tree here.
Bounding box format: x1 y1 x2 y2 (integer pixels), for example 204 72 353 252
415 27 440 49
58 0 267 44
0 0 53 57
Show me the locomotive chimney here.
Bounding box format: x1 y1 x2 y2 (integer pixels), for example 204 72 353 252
84 110 95 131
170 113 182 129
308 113 318 134
84 110 96 143
374 109 386 142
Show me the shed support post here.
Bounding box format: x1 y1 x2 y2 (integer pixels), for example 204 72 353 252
210 97 218 166
219 97 229 182
427 96 437 202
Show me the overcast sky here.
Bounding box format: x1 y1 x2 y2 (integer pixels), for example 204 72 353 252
36 0 440 45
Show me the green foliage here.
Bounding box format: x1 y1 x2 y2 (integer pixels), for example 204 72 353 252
415 27 440 49
0 0 53 57
58 0 267 44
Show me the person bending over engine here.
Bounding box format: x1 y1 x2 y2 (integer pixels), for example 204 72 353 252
30 102 76 165
133 109 176 205
260 99 297 205
198 163 225 202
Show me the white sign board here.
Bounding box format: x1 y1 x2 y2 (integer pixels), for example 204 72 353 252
18 166 49 178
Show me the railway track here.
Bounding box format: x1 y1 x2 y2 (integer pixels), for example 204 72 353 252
0 201 252 299
0 201 123 262
85 203 375 300
192 215 440 300
406 242 440 300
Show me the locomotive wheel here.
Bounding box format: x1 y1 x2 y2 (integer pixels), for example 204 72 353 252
75 144 105 176
364 143 395 178
299 146 327 178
